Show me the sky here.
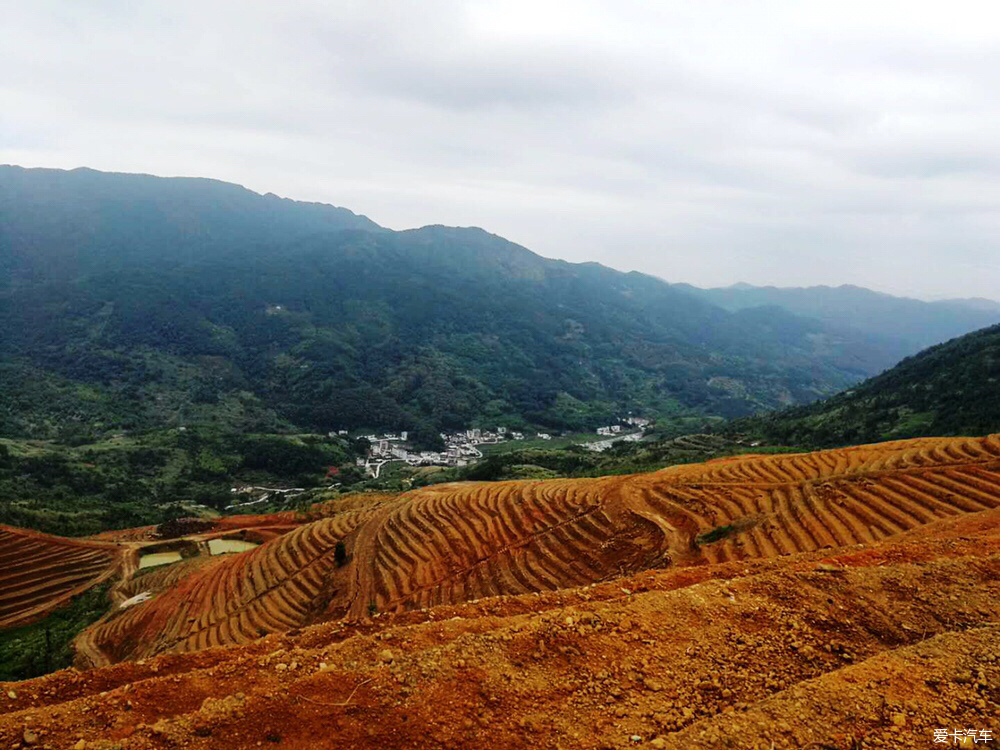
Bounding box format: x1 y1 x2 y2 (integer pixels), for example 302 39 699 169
2 1 999 299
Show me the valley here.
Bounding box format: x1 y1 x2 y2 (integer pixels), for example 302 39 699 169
6 166 995 455
1 166 998 747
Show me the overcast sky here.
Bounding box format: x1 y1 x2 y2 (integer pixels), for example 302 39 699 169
3 1 999 299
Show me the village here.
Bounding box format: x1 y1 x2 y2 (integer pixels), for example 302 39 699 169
356 416 652 477
583 416 650 452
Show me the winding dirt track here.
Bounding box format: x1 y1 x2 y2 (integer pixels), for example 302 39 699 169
80 435 1000 665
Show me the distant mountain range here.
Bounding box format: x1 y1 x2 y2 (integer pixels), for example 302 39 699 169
675 282 999 353
1 165 997 443
733 322 1000 446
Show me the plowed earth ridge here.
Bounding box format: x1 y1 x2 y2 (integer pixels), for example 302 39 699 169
0 526 121 629
80 435 1000 666
0 507 997 749
1 436 998 748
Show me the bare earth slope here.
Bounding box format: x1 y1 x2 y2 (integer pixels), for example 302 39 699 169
0 508 996 748
82 435 1000 666
0 436 997 748
0 526 121 629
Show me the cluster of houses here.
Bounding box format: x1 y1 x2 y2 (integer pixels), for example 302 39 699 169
587 417 651 451
355 427 526 476
582 430 645 452
348 418 652 477
595 418 651 436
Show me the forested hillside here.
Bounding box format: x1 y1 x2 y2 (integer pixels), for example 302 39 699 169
732 323 1000 447
1 166 900 444
0 429 354 536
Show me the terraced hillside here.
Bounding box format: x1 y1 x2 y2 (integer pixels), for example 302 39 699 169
80 435 1000 665
3 503 998 749
0 527 120 629
624 435 1000 565
81 508 381 665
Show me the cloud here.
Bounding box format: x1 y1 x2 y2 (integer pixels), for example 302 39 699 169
2 0 999 299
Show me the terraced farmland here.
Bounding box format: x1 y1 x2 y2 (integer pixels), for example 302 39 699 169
0 526 120 629
82 508 381 665
78 435 1000 664
8 499 1000 749
624 435 1000 565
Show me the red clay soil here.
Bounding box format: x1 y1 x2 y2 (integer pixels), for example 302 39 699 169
80 435 1000 667
0 509 996 749
1 436 998 748
0 526 122 630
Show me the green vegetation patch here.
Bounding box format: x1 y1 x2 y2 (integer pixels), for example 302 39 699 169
0 427 357 536
0 583 112 681
696 524 739 545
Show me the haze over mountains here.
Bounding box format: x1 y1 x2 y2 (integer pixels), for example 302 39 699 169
677 282 1000 354
2 166 998 445
738 322 1000 448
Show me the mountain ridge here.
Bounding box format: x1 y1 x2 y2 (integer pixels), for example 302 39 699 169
3 165 997 446
676 281 1000 352
1 165 911 443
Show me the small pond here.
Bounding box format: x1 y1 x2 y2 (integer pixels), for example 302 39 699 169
208 539 259 556
137 551 184 569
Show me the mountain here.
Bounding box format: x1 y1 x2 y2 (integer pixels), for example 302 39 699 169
937 296 1000 313
676 282 1000 353
735 322 1000 447
0 165 379 281
0 166 910 443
